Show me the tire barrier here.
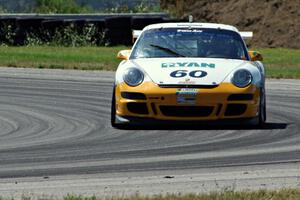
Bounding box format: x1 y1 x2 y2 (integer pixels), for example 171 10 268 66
86 19 105 45
0 18 17 45
131 16 164 30
15 18 45 45
104 16 132 46
0 13 184 46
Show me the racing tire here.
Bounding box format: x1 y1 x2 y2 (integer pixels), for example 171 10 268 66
258 88 267 127
244 88 266 127
111 87 117 128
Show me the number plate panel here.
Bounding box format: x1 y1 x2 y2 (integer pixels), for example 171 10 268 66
176 88 198 104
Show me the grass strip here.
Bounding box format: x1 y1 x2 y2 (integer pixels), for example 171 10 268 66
2 189 300 200
0 46 126 71
0 46 299 79
256 48 300 79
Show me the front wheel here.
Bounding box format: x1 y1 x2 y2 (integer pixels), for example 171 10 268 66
111 87 117 127
258 88 267 126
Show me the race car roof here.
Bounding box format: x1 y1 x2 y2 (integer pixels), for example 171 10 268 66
143 23 239 32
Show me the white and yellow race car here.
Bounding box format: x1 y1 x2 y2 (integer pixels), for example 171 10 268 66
111 22 266 127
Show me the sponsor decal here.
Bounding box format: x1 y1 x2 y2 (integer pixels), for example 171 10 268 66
177 29 203 33
178 81 196 84
176 88 198 96
162 62 215 68
176 88 198 104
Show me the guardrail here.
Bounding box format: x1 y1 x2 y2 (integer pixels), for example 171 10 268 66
0 13 169 20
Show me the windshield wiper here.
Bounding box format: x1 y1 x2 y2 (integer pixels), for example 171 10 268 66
150 44 186 57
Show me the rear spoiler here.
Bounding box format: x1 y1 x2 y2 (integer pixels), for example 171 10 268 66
132 30 142 43
133 30 142 39
239 31 253 41
132 30 253 42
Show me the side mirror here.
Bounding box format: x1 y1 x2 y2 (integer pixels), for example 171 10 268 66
117 50 131 60
248 50 263 61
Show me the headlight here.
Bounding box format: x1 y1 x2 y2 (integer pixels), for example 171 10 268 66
232 69 252 88
123 68 144 86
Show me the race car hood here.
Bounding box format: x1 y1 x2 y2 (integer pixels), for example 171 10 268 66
131 58 248 85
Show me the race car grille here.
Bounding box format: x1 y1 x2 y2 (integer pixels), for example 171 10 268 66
158 84 219 89
225 104 247 116
159 106 214 117
127 102 148 115
228 94 253 101
121 92 147 100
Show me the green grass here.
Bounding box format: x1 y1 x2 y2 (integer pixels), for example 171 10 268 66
256 48 300 79
0 46 126 71
70 189 300 200
3 189 300 200
0 46 299 78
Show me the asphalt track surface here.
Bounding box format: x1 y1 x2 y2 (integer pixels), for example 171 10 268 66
0 68 299 181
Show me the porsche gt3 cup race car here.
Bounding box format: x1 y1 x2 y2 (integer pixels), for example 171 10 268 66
111 22 266 128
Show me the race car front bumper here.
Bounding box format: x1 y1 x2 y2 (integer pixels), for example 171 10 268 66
114 81 260 123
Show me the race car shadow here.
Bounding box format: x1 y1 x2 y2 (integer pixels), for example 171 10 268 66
117 122 288 131
260 122 288 130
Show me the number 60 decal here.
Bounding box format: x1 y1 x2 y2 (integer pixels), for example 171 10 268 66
170 70 207 78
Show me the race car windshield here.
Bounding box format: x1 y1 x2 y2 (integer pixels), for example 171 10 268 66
131 28 249 60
